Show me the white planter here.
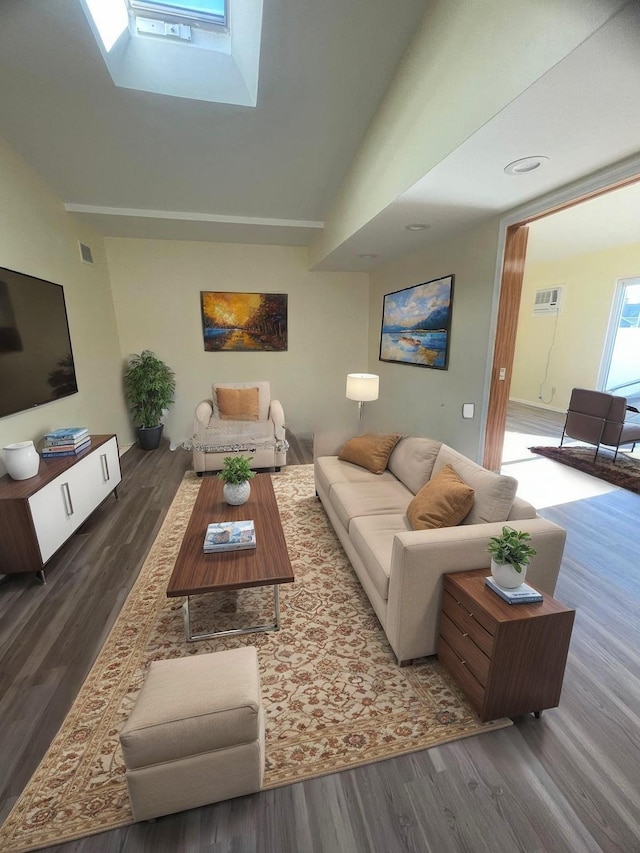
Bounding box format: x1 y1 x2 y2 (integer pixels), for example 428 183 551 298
3 440 41 480
223 480 251 505
491 558 527 589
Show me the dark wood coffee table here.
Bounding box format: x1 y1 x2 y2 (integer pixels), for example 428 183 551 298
167 473 294 642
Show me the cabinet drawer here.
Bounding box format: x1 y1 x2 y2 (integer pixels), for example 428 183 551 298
442 589 494 657
444 581 497 636
438 636 485 716
28 437 121 563
440 611 490 686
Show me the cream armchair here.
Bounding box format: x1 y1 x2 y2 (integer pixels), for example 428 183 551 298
192 381 288 475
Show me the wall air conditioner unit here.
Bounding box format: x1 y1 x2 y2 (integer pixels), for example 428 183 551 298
533 286 562 315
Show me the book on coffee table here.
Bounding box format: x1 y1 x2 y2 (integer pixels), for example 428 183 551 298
484 575 543 604
203 520 256 552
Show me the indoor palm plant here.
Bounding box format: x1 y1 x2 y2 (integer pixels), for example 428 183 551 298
487 525 537 589
123 350 176 451
217 455 255 505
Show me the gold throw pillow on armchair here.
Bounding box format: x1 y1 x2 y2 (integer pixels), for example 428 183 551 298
216 386 260 421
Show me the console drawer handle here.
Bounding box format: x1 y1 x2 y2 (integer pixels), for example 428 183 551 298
101 453 110 481
62 482 74 516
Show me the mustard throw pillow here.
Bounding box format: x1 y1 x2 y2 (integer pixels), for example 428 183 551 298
216 386 260 421
406 464 474 530
338 433 402 475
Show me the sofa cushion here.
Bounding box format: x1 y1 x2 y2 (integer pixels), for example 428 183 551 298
507 495 538 521
388 436 442 495
315 455 397 498
406 464 475 530
216 386 260 421
432 445 517 524
338 433 402 475
330 480 413 531
349 514 410 602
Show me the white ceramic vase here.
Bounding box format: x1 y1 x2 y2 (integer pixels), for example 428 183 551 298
490 558 527 589
3 440 41 480
223 480 251 505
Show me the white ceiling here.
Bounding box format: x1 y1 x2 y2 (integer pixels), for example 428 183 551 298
526 181 640 263
2 0 640 271
0 0 428 234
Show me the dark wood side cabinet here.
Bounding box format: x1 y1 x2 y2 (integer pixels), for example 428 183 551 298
0 434 121 578
438 569 575 722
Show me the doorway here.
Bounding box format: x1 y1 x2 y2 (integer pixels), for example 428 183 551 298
483 175 640 472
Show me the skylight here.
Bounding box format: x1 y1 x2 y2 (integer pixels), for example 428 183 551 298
130 0 227 27
80 0 263 106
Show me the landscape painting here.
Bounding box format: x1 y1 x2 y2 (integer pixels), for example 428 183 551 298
379 275 454 369
200 291 288 352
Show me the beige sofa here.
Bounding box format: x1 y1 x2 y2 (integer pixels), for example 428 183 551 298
314 433 567 665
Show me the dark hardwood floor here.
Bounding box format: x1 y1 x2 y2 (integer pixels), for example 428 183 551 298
1 419 639 852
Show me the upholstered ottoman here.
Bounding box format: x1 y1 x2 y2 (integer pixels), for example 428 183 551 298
119 646 265 821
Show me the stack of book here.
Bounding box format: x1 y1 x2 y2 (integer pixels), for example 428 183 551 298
42 427 91 458
203 520 256 553
485 575 543 604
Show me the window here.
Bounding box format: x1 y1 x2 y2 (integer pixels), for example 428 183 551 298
129 0 227 29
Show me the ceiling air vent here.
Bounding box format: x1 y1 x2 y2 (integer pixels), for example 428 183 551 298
79 241 94 265
533 286 562 315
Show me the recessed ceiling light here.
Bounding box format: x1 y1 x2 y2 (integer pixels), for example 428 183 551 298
405 223 429 231
504 156 550 176
358 253 378 259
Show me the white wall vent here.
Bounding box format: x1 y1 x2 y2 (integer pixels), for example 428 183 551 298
79 241 94 265
533 286 562 315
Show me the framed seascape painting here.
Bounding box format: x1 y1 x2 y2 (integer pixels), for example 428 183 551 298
379 274 454 369
200 291 288 352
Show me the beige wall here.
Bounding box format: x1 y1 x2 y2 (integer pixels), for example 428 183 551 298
365 218 501 461
511 242 640 412
104 239 370 444
0 137 129 476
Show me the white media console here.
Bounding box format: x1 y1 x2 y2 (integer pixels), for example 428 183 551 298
0 434 121 580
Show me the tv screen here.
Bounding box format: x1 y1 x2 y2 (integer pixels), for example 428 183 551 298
0 266 78 419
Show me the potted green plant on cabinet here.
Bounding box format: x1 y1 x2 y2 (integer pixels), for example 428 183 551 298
487 525 537 589
123 350 176 451
217 455 255 505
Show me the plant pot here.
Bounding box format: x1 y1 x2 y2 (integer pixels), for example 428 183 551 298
137 425 163 451
223 480 251 505
3 440 41 480
491 558 527 589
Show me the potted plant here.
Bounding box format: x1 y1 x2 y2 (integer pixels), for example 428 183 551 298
217 455 255 505
487 525 537 589
123 350 176 451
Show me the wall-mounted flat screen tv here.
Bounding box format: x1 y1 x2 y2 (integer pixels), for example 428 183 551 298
0 266 78 419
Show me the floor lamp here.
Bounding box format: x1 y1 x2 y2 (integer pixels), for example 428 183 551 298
346 373 379 429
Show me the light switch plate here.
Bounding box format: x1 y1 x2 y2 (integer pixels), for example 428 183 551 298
462 403 474 419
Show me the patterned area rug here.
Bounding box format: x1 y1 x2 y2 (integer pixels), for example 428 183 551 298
0 465 510 852
530 445 640 495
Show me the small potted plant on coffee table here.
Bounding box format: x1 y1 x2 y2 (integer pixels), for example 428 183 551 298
217 455 255 505
487 525 537 589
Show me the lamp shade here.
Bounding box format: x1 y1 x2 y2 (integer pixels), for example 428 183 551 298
346 373 379 402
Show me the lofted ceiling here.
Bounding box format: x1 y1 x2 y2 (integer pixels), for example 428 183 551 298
1 0 640 271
